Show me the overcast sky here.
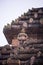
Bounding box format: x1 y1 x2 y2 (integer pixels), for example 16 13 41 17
0 0 43 46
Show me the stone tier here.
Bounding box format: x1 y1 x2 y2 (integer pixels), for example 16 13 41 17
0 42 43 65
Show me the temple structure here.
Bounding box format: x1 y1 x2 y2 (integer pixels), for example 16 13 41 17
0 7 43 65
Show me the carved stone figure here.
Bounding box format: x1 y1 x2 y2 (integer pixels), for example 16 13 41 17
0 7 43 65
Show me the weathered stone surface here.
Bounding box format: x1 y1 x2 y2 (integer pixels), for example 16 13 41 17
0 7 43 65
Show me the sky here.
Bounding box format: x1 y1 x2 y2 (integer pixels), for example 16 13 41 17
0 0 43 46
